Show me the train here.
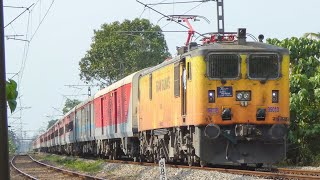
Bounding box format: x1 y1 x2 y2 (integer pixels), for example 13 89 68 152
33 28 289 167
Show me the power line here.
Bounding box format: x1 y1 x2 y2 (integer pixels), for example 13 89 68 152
136 0 205 38
6 37 29 42
118 30 189 33
4 5 29 9
4 3 34 28
29 0 55 42
161 2 206 29
147 0 213 5
139 0 168 18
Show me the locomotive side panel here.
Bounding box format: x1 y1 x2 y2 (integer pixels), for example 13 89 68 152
139 62 183 131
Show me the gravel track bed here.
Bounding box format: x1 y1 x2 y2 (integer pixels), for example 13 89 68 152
34 153 264 180
13 155 80 180
96 163 262 180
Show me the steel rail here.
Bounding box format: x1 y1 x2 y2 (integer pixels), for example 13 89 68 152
103 159 320 179
28 153 320 179
11 155 105 180
275 167 320 176
11 155 37 179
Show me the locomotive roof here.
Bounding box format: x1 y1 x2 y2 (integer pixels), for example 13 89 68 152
141 41 289 76
187 41 289 55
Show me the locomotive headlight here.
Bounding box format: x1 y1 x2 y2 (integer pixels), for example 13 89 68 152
208 90 215 103
243 92 250 100
236 91 251 101
236 93 243 100
272 90 279 103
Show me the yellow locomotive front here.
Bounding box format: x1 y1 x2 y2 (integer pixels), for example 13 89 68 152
188 41 289 166
138 30 289 166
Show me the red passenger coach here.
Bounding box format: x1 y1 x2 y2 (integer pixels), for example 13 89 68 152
33 71 143 159
94 72 137 139
92 72 141 159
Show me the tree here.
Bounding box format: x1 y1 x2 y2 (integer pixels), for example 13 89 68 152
79 18 170 86
6 80 18 154
8 130 17 154
6 79 18 113
267 37 320 165
62 98 81 114
304 32 320 40
47 119 58 129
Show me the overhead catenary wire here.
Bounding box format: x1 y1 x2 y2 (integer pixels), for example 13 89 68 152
29 0 55 42
136 0 205 38
4 3 34 28
139 0 168 19
161 2 206 29
6 0 56 142
4 5 30 9
147 0 214 6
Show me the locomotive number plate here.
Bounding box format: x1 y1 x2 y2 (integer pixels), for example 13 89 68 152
217 86 233 97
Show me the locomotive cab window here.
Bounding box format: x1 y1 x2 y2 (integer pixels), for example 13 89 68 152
248 54 280 79
206 54 240 79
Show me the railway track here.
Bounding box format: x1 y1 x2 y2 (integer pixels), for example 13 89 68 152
104 159 320 179
24 153 320 179
11 155 104 180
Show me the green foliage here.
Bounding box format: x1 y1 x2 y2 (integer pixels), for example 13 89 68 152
62 99 81 114
6 79 18 113
8 130 17 154
47 119 58 129
79 18 170 86
267 37 320 165
43 154 103 173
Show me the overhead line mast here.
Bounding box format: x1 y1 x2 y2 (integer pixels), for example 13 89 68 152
216 0 224 33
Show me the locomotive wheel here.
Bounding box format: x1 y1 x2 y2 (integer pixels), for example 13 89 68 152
153 154 158 164
256 163 263 168
240 163 247 167
188 156 194 166
139 155 145 162
112 150 117 160
200 161 207 167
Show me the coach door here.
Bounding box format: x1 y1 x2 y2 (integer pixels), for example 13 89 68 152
101 97 104 135
182 59 187 121
74 111 78 141
174 58 187 122
113 91 118 133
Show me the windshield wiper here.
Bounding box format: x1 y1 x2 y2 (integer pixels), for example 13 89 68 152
219 75 227 85
260 73 270 84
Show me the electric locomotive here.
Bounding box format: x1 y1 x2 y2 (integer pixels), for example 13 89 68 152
138 28 289 166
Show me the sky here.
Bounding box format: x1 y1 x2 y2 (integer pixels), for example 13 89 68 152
3 0 320 139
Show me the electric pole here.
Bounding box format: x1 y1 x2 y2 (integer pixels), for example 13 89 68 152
0 0 10 179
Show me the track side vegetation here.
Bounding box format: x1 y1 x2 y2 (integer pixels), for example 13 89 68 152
268 37 320 165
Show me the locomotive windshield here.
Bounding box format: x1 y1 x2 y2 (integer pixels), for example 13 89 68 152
248 54 280 79
207 54 240 79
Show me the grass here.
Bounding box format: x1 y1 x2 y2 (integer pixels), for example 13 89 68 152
42 154 103 173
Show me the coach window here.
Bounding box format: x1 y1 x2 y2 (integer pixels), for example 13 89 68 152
149 73 152 100
69 121 73 131
187 62 192 80
174 62 180 97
